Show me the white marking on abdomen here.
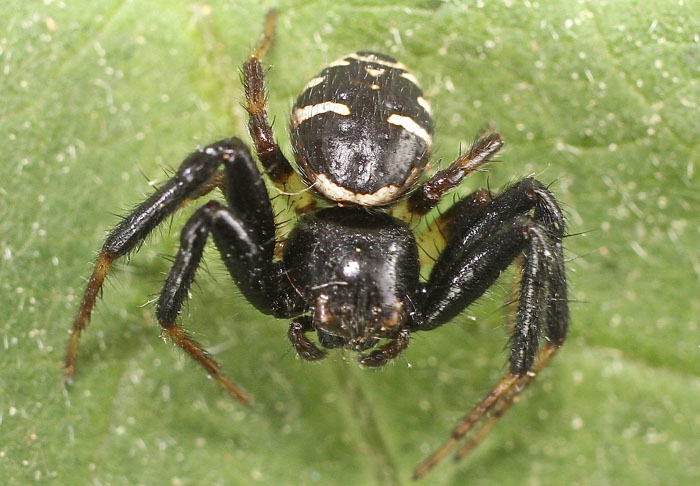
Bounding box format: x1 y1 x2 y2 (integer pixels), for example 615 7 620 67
303 76 325 90
417 96 432 115
387 113 432 146
365 66 385 77
400 71 421 87
348 52 407 70
292 102 351 127
329 56 351 67
314 173 405 206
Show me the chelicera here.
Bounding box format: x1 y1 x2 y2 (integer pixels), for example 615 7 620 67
64 11 569 478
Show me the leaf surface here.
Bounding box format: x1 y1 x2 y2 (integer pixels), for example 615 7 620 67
1 1 698 485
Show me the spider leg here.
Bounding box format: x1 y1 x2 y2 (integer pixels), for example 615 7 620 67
412 178 568 478
243 10 293 185
392 133 503 222
242 10 315 216
288 316 327 361
415 188 492 267
418 178 565 329
155 196 299 405
64 138 286 384
452 343 559 460
358 329 411 367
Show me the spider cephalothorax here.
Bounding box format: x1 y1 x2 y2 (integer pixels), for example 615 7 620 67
64 11 569 478
284 207 418 356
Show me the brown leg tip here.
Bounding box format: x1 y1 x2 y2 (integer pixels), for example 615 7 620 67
234 390 253 407
62 370 74 387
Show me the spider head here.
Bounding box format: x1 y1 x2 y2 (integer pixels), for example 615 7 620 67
312 293 406 351
283 207 419 352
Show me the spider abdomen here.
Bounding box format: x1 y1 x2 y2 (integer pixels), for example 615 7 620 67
290 52 434 206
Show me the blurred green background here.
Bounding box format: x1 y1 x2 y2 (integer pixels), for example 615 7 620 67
1 1 698 485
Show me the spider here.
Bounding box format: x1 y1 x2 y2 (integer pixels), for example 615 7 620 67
64 11 568 478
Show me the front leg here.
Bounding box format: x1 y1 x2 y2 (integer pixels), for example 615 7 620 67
412 179 568 477
157 200 302 404
64 138 272 384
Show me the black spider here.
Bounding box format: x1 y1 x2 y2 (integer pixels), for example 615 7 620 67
64 11 568 478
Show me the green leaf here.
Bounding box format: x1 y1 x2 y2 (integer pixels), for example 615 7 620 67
2 1 698 485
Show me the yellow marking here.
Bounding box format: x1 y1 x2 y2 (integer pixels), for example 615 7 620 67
348 52 407 70
313 173 405 206
329 56 351 67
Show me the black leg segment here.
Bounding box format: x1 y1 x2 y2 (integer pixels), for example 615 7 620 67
419 177 567 365
412 177 568 477
103 138 258 257
155 199 292 403
64 137 273 384
157 199 281 323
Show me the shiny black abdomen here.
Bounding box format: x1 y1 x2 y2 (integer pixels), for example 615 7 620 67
289 52 434 206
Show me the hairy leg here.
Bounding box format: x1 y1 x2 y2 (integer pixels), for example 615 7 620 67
412 178 568 477
155 199 300 404
65 139 276 384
